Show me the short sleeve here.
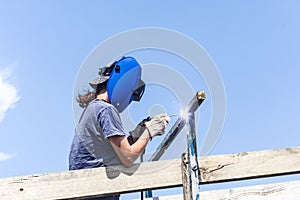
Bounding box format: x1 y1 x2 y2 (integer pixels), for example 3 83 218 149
98 105 126 138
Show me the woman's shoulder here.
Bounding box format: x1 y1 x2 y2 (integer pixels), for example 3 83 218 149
93 99 118 115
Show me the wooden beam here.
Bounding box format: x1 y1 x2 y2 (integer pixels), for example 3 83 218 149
0 159 183 200
138 180 300 200
199 146 300 183
201 180 300 200
181 153 191 200
0 147 299 199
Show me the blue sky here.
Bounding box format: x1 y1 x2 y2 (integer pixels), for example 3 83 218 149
1 1 300 199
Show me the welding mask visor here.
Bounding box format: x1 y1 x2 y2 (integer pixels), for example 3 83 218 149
132 79 145 102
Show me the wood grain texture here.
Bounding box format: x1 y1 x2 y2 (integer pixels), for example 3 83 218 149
137 180 300 200
199 147 300 183
202 180 300 200
0 159 182 200
181 153 191 200
0 147 299 199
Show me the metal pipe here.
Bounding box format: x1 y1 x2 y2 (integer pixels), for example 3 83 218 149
187 113 201 200
148 91 206 161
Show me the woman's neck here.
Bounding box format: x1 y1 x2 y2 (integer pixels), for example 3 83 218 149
96 91 110 103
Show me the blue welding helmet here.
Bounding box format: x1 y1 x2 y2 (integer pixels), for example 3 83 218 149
106 56 145 112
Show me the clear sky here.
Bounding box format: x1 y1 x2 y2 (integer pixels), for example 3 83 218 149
0 1 300 199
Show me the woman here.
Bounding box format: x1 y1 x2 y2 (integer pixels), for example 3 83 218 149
69 57 170 200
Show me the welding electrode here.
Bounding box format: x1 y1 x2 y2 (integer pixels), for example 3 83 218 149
168 114 180 118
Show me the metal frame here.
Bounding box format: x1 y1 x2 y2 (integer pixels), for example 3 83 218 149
148 91 205 162
146 91 205 200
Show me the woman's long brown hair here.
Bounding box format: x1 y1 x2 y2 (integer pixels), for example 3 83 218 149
76 81 108 108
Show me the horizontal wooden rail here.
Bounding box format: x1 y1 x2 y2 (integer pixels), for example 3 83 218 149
199 146 300 183
0 146 299 199
138 180 300 200
201 180 300 200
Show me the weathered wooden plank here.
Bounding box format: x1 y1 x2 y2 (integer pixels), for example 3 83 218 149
201 180 300 200
181 153 191 200
0 159 182 200
138 180 300 200
0 147 299 200
199 147 300 183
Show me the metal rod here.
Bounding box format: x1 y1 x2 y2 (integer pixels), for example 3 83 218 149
186 91 206 113
187 113 200 200
148 91 206 162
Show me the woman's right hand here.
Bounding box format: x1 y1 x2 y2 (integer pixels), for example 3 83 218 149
145 114 171 138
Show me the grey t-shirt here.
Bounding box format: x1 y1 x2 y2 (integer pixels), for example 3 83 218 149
69 99 126 170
